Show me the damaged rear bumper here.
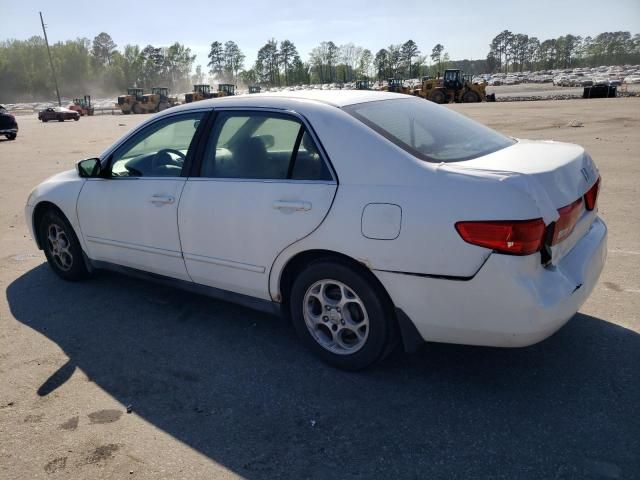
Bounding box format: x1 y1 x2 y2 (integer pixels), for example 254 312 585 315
376 217 607 348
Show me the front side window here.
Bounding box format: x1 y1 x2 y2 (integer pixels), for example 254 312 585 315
110 112 205 177
343 97 515 163
201 111 332 181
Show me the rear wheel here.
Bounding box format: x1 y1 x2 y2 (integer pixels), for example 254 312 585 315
462 90 480 103
73 116 79 121
430 90 446 104
57 115 64 122
290 260 395 370
38 209 89 281
6 133 16 140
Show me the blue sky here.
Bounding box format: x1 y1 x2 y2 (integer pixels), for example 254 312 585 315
2 0 639 70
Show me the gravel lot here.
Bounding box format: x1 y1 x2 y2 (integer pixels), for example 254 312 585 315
1 98 638 479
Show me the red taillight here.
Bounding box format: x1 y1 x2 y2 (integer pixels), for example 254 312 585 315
551 197 583 245
455 219 546 255
584 177 600 211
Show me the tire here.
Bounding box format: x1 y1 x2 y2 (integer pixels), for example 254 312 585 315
73 116 79 121
6 133 16 140
38 209 89 281
132 103 143 114
289 260 395 370
158 102 169 111
57 115 64 122
462 91 480 103
430 90 446 104
42 118 48 122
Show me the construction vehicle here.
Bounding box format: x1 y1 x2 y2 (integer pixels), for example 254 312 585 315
383 78 412 94
116 88 144 114
217 84 236 96
354 79 370 90
69 95 94 116
185 83 236 103
185 84 213 103
248 85 261 94
413 69 495 104
139 87 177 113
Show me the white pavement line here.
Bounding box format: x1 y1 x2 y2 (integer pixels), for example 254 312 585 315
608 249 640 256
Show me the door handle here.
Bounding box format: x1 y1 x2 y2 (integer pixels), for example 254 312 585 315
272 200 312 212
149 194 175 205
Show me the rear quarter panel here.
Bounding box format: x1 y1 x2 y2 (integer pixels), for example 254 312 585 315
268 106 544 300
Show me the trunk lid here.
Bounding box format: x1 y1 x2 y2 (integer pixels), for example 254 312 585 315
443 139 600 264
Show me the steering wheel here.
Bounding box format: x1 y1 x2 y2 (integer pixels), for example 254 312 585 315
152 148 186 174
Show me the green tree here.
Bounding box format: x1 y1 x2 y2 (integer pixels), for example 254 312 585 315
373 49 388 81
401 40 420 78
358 49 372 79
239 68 257 86
207 41 224 77
223 41 245 83
431 43 444 74
255 39 279 86
326 41 338 82
279 40 297 85
92 32 117 66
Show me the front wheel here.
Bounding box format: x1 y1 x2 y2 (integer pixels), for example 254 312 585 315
289 260 395 370
57 115 64 122
462 90 480 103
73 116 79 121
6 133 16 140
430 90 446 104
38 209 89 281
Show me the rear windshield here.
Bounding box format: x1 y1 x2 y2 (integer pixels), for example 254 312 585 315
343 97 515 163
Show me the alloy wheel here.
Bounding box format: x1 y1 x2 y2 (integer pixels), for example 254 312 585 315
46 223 73 271
302 279 370 355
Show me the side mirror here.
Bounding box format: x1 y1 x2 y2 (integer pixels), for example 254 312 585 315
77 158 102 178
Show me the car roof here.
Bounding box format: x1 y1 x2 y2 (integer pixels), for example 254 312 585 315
168 90 403 115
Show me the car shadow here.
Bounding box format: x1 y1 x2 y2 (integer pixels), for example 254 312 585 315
6 264 640 479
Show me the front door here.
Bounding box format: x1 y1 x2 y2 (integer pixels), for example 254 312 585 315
77 111 206 280
178 110 338 299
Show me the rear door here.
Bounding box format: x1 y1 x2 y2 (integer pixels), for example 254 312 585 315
178 109 337 299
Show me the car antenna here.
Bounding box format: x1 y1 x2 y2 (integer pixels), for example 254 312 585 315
39 12 62 107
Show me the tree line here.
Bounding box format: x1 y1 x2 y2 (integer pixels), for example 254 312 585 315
1 30 638 102
0 33 196 102
219 39 450 87
487 30 640 73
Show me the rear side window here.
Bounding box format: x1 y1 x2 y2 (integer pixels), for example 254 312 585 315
201 111 332 181
343 97 515 163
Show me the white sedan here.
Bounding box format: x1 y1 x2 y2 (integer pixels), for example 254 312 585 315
25 91 607 370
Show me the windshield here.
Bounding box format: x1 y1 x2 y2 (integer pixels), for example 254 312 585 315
343 97 515 163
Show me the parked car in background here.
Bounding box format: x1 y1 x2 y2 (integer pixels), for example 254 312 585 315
25 91 607 370
38 106 80 122
0 105 18 140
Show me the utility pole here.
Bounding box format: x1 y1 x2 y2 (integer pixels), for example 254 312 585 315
39 11 61 106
